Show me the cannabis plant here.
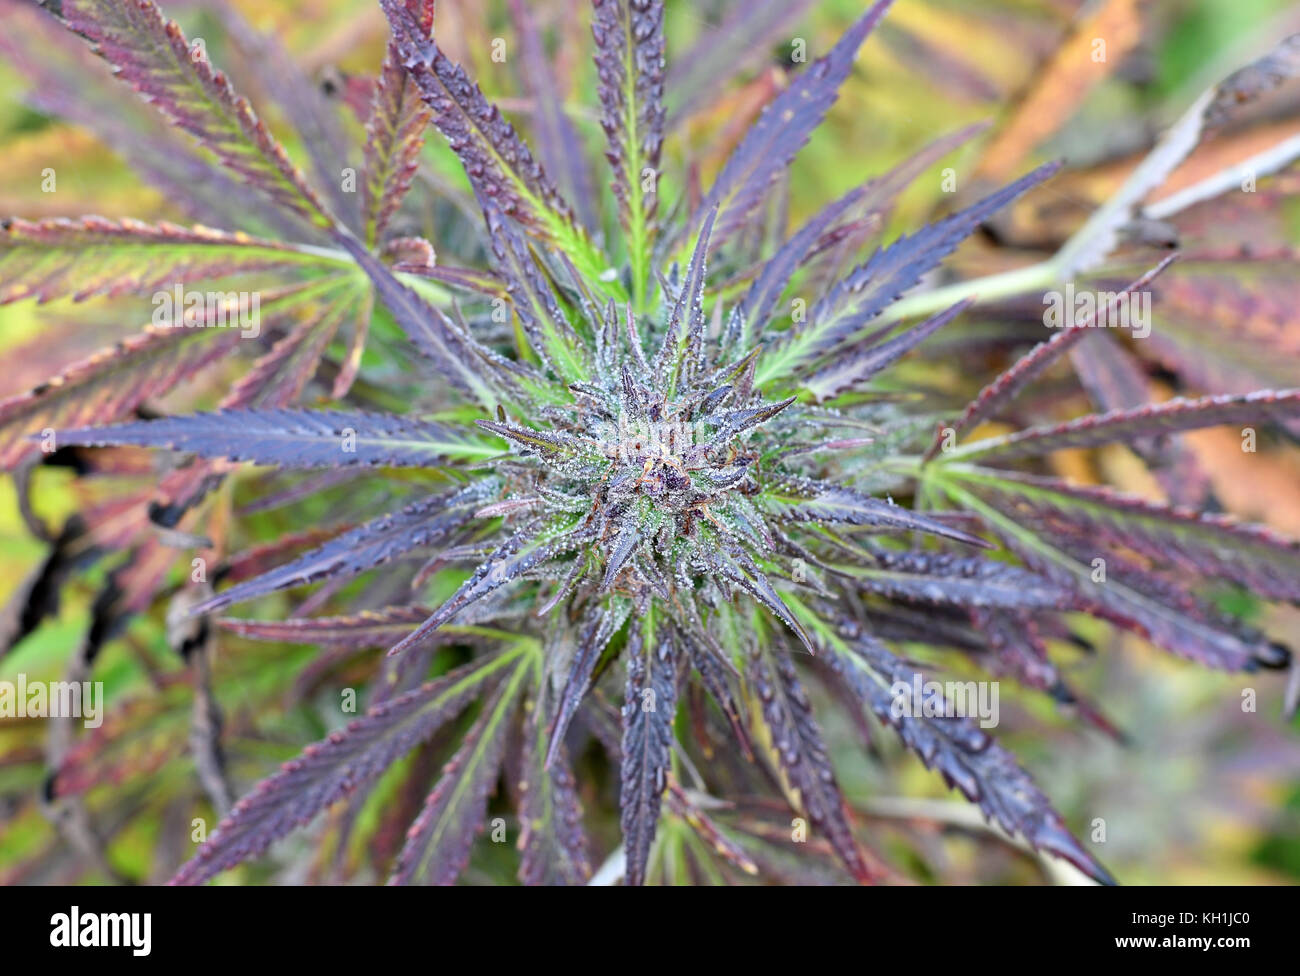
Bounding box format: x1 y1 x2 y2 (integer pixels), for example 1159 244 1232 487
2 0 1298 885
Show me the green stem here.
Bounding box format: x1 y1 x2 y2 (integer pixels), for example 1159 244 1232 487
881 258 1060 325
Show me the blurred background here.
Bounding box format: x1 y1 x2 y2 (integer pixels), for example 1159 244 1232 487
1 0 1298 884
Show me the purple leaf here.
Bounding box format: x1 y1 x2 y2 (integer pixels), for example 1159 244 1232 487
517 690 592 885
764 477 992 549
956 389 1300 462
51 408 497 469
619 616 678 886
803 298 973 402
739 121 986 343
759 162 1061 385
925 256 1177 460
194 482 491 614
56 0 335 228
171 649 524 885
823 632 1115 885
388 655 531 884
748 643 875 883
695 0 893 246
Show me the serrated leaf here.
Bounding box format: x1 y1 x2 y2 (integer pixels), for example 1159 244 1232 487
546 596 631 766
695 0 893 247
619 608 677 886
835 548 1073 610
952 389 1300 462
740 121 986 345
362 0 436 246
388 652 532 885
396 520 590 656
926 257 1177 460
482 202 590 383
763 477 990 548
379 0 620 299
748 643 873 883
0 324 237 470
194 482 493 614
0 217 345 306
756 162 1060 387
936 467 1291 669
52 408 499 469
803 298 972 402
220 278 368 410
57 0 335 228
592 0 665 303
517 690 592 885
171 647 527 885
947 466 1300 603
822 633 1115 885
217 607 434 649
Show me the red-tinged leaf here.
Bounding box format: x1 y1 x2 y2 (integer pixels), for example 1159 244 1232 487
694 0 894 246
221 282 367 410
517 692 592 885
740 122 987 344
1143 268 1300 435
52 408 500 469
388 653 532 885
0 276 354 469
756 162 1060 387
925 256 1177 460
0 217 344 306
803 299 973 402
332 288 374 400
362 1 435 246
748 643 874 883
952 467 1300 603
0 324 238 470
378 0 580 244
619 611 678 886
56 0 335 228
823 633 1116 884
206 4 359 228
217 607 435 649
194 482 493 615
954 389 1300 462
592 0 665 289
663 782 760 877
936 468 1291 670
170 648 526 885
0 8 305 237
